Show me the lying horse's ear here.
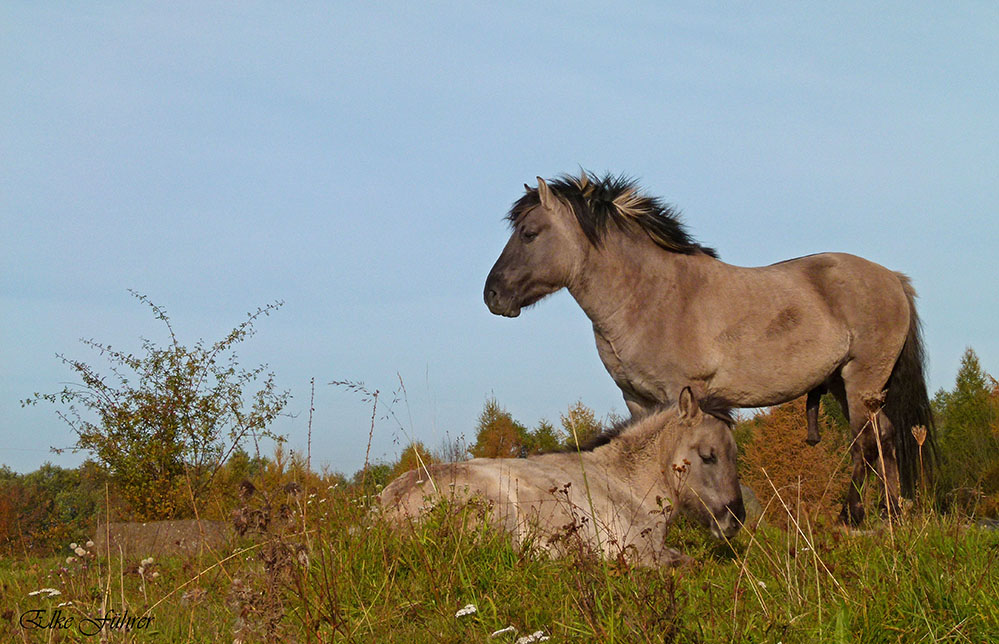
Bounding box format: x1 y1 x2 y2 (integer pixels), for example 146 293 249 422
678 387 702 422
537 176 556 210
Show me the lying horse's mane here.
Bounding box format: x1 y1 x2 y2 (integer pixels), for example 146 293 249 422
556 397 734 454
508 171 718 258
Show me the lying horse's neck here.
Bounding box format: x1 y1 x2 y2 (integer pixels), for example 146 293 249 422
571 411 675 493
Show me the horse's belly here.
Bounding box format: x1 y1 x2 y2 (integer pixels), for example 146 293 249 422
707 344 846 407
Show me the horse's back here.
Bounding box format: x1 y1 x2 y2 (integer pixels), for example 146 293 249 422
766 252 910 344
692 252 909 406
379 457 583 523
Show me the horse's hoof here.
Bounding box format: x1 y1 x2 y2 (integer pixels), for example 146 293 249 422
805 437 820 446
878 502 902 522
839 505 864 527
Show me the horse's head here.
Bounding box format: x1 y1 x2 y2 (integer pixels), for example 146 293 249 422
664 387 744 540
484 177 589 317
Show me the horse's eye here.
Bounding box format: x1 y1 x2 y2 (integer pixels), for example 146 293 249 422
521 229 538 242
699 449 717 465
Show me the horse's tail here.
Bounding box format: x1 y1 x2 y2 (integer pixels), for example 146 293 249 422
884 273 936 498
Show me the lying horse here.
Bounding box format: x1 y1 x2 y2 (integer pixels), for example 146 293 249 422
484 172 935 525
379 388 743 566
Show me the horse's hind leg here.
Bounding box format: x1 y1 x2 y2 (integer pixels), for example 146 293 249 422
805 385 826 446
834 364 897 526
827 379 868 525
835 389 904 525
840 442 869 526
840 415 901 524
871 409 902 519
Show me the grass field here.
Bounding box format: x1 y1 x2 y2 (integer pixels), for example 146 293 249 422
3 481 998 644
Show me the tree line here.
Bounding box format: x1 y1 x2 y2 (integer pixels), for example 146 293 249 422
4 294 997 555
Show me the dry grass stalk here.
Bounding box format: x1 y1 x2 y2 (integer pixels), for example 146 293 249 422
759 468 846 598
912 424 927 498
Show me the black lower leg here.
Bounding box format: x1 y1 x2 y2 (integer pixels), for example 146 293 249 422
806 386 826 446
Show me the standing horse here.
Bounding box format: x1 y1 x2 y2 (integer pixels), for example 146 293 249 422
484 172 935 525
380 388 743 565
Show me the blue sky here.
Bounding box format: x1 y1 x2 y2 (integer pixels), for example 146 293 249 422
3 3 997 476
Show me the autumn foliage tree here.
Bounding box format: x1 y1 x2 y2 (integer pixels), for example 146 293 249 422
738 395 851 521
560 400 604 448
467 398 599 459
391 441 438 478
469 397 529 458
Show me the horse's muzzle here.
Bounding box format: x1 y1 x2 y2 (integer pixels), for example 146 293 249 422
711 497 745 540
484 279 521 317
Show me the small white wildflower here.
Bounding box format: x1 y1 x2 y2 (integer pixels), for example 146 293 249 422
455 604 477 618
74 547 86 557
144 557 154 565
29 588 62 597
757 581 767 589
86 540 95 549
57 601 73 608
69 542 78 550
490 625 516 637
151 571 160 579
66 556 76 564
515 631 549 644
138 566 145 576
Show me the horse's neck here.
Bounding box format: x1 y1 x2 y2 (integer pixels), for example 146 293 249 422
570 234 703 326
569 235 722 362
586 419 672 491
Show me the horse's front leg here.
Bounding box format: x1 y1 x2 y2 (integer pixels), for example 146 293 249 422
623 390 659 418
805 385 826 446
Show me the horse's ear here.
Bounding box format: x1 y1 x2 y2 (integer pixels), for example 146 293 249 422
537 176 556 210
524 183 532 192
678 387 702 422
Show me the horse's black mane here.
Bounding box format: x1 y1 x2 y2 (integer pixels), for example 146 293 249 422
508 171 718 258
557 398 734 454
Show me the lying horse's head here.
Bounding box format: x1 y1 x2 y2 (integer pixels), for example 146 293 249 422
664 387 744 539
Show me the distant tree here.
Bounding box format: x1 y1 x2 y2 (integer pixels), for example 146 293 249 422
0 462 109 555
350 462 393 493
933 348 999 515
524 419 566 454
468 397 529 459
22 291 289 520
560 400 603 449
391 441 438 478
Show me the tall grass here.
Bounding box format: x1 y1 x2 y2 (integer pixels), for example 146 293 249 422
4 471 998 643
